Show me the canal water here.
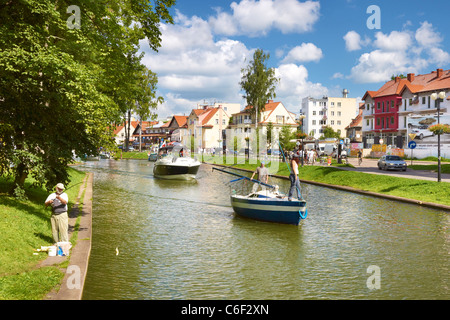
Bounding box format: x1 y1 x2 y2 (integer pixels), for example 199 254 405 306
80 159 449 300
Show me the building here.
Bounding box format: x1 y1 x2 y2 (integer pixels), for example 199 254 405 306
187 103 240 150
362 68 450 150
345 103 365 142
302 90 358 139
227 100 298 150
167 115 188 142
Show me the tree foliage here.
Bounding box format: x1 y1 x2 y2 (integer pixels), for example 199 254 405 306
240 49 279 127
0 0 175 195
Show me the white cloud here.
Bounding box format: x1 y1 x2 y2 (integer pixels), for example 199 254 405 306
209 0 320 37
281 43 323 63
140 12 253 117
349 50 414 84
374 31 412 51
415 21 442 48
347 21 450 84
275 64 328 109
428 47 450 65
343 31 363 51
332 72 344 79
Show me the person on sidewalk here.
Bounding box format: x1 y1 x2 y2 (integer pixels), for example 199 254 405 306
251 161 269 193
288 153 302 201
45 183 69 244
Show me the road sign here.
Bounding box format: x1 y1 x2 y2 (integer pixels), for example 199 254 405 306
340 140 344 145
408 141 417 149
409 133 416 141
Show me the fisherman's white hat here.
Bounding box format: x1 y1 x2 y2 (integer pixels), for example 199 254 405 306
56 183 65 190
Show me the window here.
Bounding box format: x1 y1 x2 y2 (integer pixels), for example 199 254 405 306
216 119 219 124
319 111 324 115
377 102 380 110
319 120 326 125
337 102 341 107
331 120 335 125
428 96 431 109
337 121 341 125
312 120 316 125
391 100 394 108
331 111 335 116
366 119 370 126
276 115 284 124
222 119 226 125
386 101 389 108
337 111 341 116
422 97 426 105
391 117 395 125
377 118 380 126
312 111 316 115
331 102 335 106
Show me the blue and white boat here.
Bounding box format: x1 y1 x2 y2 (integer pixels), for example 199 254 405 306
212 167 307 225
231 190 307 225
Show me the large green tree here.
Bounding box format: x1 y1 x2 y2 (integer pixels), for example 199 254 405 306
0 0 175 195
240 49 279 130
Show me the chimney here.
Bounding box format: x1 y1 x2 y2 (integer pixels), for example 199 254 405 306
394 76 400 83
407 73 415 82
437 68 443 78
268 100 273 103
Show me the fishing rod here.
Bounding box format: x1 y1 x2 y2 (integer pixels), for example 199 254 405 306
212 166 276 190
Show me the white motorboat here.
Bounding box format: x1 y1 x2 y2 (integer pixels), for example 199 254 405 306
153 143 201 180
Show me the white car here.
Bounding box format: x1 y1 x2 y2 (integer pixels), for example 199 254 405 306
410 126 434 140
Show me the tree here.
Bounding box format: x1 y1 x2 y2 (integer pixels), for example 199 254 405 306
0 0 175 195
134 67 164 152
320 126 341 140
240 49 279 130
266 121 274 150
279 125 296 153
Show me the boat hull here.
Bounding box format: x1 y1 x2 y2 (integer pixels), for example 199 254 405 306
153 163 200 180
231 195 307 225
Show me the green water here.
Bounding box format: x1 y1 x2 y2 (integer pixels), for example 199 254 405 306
80 159 449 299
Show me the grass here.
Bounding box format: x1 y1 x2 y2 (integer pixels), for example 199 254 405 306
0 167 87 300
409 164 450 174
115 151 149 160
203 156 450 207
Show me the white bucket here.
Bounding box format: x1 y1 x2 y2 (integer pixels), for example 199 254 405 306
48 246 57 257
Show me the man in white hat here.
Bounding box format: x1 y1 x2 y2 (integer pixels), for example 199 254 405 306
45 183 69 243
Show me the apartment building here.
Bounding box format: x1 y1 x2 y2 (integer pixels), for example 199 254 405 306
302 90 358 139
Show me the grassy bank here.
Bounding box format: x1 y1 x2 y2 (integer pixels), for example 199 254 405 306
203 156 450 207
0 167 87 300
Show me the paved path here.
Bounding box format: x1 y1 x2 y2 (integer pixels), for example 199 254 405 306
338 158 450 183
42 172 93 300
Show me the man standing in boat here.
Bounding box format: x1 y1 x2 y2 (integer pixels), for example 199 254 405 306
251 161 269 193
288 152 302 201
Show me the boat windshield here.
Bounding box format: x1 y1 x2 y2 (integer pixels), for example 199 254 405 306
157 146 190 158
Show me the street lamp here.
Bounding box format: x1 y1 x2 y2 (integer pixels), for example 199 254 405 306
431 91 446 182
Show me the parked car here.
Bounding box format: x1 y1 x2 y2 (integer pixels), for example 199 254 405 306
377 155 407 171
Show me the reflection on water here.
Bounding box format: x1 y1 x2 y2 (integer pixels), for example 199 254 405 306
81 159 449 300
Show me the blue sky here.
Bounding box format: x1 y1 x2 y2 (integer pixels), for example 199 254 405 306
139 0 450 118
